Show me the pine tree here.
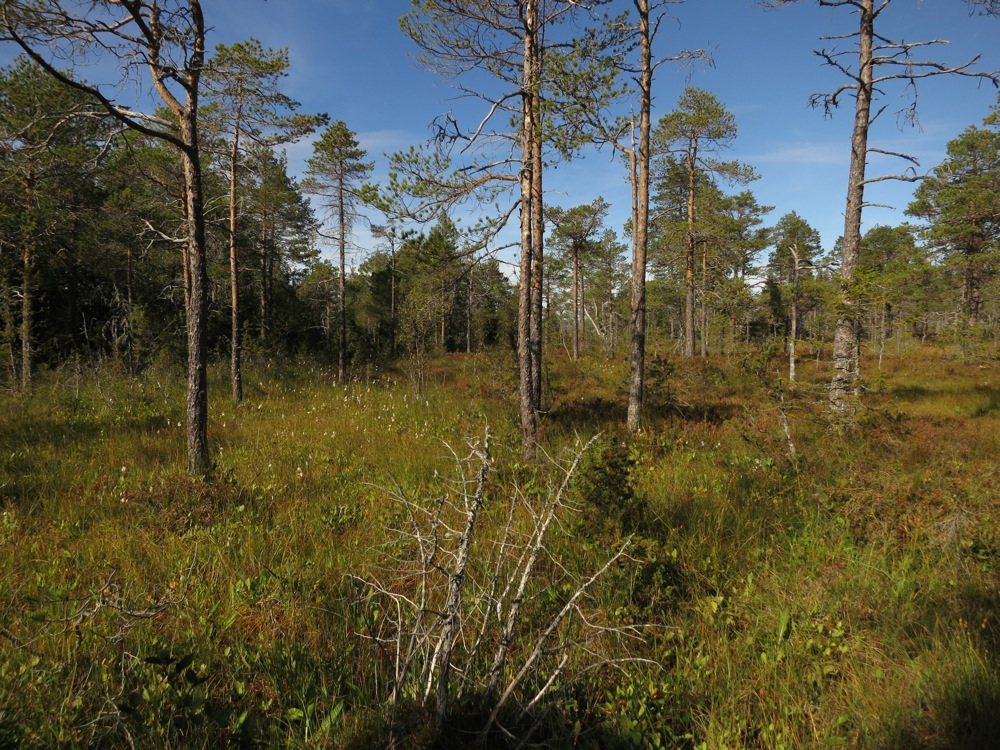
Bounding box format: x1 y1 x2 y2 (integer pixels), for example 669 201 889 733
302 122 373 382
653 88 755 357
907 119 1000 330
204 39 326 403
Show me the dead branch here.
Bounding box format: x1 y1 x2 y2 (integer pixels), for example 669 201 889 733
357 430 650 746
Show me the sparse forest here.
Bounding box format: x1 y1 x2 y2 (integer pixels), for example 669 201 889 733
1 1 999 747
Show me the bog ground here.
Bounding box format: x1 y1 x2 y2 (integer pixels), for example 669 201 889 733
1 345 998 749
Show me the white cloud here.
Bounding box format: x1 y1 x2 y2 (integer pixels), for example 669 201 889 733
744 142 845 166
358 129 418 154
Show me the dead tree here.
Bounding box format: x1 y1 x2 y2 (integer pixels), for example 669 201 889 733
357 430 646 745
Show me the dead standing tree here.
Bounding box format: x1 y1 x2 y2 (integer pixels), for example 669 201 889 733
763 0 999 426
1 0 212 475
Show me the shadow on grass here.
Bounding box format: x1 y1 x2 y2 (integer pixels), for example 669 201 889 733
877 585 1000 749
342 697 661 750
891 384 1000 418
969 386 1000 418
670 400 738 425
0 413 178 509
892 385 933 400
545 395 627 433
545 393 738 435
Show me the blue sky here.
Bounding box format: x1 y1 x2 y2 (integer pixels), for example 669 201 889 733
6 1 1000 269
206 0 999 267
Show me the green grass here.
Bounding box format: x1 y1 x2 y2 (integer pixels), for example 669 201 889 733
1 343 998 748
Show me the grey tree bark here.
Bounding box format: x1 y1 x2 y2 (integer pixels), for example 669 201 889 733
683 140 699 357
518 0 540 457
828 0 873 423
228 119 243 404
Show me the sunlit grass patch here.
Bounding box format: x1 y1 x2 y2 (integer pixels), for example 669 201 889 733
2 345 999 747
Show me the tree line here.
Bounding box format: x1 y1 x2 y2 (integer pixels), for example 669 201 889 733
0 54 512 374
1 0 998 473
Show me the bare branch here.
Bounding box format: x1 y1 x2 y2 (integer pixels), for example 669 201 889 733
861 172 925 186
357 431 650 745
867 147 920 165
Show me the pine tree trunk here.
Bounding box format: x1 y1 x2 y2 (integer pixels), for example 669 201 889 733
627 3 652 432
572 248 580 360
789 244 800 383
466 273 473 354
390 249 397 357
338 178 347 382
440 277 446 350
259 215 268 344
1 245 16 384
179 2 210 476
962 252 982 327
20 239 32 393
517 0 539 458
830 0 873 424
228 118 243 404
700 242 708 357
125 244 135 372
181 118 211 476
530 81 544 413
517 168 535 456
19 169 35 393
684 144 698 358
607 285 616 356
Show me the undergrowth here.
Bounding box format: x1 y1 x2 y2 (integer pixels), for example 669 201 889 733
0 345 997 748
